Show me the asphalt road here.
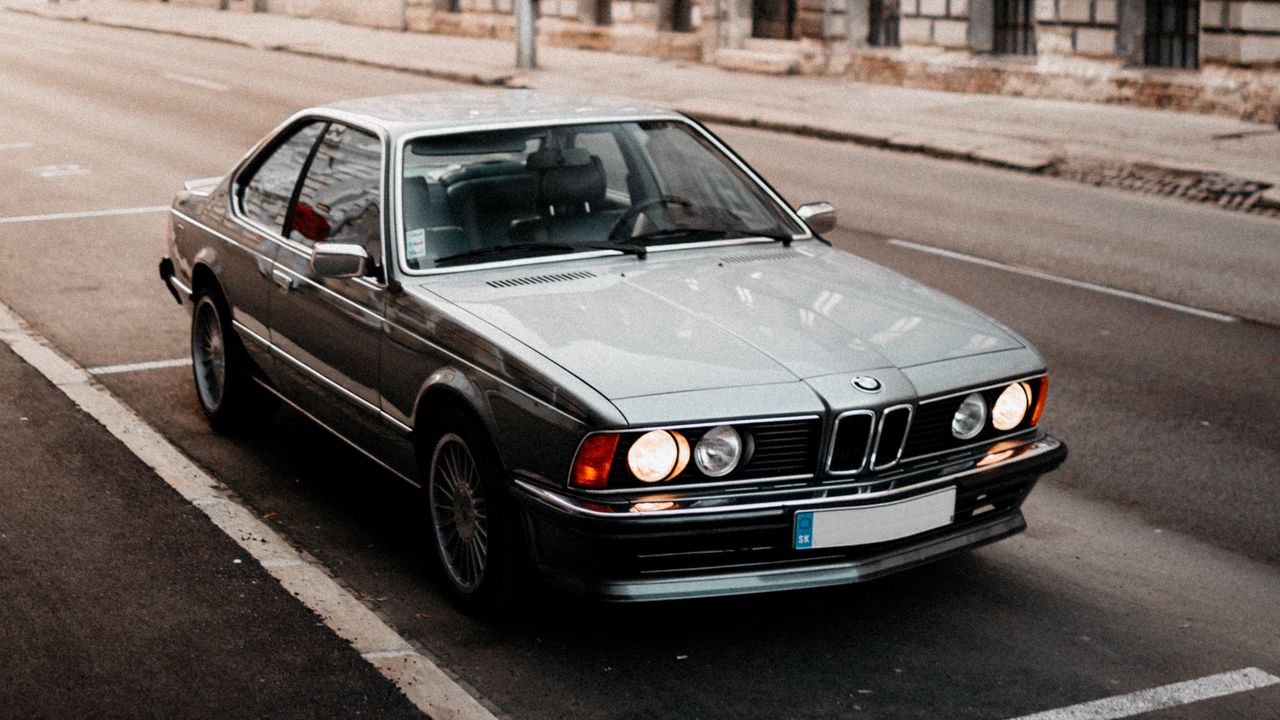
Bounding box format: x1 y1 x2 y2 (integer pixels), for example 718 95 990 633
1 12 1278 720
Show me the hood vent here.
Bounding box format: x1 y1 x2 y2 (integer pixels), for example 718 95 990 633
720 249 799 265
486 270 597 288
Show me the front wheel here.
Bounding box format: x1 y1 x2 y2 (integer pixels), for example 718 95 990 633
424 414 525 611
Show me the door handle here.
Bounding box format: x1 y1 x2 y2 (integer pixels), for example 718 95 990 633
272 269 295 292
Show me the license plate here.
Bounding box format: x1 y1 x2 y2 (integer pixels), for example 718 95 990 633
793 487 956 550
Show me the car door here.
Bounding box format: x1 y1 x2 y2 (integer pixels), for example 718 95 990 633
225 119 328 380
267 121 394 454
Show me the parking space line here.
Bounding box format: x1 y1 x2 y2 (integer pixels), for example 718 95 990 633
886 238 1239 323
1006 667 1279 720
0 205 169 226
87 357 192 376
162 72 230 92
0 142 34 151
0 300 498 720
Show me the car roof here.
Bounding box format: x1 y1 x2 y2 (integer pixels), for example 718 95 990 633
319 91 686 138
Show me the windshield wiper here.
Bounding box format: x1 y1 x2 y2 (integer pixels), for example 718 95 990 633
625 227 795 247
579 242 648 260
434 242 579 266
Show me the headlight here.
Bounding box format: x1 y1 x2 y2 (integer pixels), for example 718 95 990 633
992 382 1031 431
694 425 742 477
951 393 987 440
627 430 689 483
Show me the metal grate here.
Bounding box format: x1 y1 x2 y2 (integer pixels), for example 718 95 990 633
829 411 875 473
868 0 900 47
1144 0 1199 68
994 0 1036 55
871 405 912 470
720 250 800 265
486 270 596 288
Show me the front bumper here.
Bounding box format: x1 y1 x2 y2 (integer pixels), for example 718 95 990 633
512 433 1066 601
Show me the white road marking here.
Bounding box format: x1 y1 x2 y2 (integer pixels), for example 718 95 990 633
162 71 230 92
0 205 169 225
0 142 34 151
0 300 498 720
1005 667 1280 720
32 164 90 178
87 357 192 376
886 238 1239 323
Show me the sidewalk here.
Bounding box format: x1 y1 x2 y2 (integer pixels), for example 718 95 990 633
9 0 1280 206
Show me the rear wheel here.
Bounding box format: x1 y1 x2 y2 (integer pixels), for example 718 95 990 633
191 289 275 431
423 411 526 611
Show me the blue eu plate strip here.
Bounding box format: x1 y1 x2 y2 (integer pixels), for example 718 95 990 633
794 512 814 550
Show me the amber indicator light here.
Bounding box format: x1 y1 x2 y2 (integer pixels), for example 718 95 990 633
1030 376 1049 427
572 434 619 489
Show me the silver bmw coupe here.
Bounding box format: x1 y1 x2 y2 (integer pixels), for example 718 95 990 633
160 91 1067 607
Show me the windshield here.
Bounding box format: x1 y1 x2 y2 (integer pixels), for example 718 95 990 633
399 120 804 270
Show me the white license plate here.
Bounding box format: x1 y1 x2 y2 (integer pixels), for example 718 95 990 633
793 487 956 550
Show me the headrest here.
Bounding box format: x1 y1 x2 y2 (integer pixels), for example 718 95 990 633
525 147 591 171
537 156 606 207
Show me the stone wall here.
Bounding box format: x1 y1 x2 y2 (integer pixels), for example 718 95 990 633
1034 0 1119 56
899 0 972 48
1204 0 1280 64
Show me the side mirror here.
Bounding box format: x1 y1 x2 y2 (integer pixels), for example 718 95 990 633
311 243 369 279
796 202 836 235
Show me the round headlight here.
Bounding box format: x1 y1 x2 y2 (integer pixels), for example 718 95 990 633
992 382 1030 431
951 393 987 440
694 425 742 477
627 430 689 483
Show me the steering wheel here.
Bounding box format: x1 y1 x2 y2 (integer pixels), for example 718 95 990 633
606 195 693 244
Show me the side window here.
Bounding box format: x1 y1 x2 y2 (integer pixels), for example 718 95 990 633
238 122 325 233
574 131 630 201
290 124 383 270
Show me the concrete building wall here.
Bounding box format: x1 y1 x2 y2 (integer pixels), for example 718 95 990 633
266 0 405 28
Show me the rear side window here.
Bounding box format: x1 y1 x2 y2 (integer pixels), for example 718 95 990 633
289 124 383 267
238 121 325 233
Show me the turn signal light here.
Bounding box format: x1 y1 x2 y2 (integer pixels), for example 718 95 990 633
1029 376 1049 427
571 434 619 489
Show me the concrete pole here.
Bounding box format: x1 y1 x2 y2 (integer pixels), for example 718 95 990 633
515 0 537 69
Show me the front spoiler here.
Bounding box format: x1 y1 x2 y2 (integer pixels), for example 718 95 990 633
546 511 1025 602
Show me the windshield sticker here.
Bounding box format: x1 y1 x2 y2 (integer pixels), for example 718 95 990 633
406 228 427 263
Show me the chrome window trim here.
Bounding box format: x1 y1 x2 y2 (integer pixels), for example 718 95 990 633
234 321 411 434
917 373 1047 405
521 435 1062 521
869 403 914 471
252 378 419 488
391 115 812 278
226 114 393 287
824 409 876 477
569 415 821 493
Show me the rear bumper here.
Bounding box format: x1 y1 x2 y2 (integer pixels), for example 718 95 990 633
513 433 1066 602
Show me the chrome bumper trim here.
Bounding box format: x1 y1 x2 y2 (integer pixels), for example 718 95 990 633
514 435 1062 521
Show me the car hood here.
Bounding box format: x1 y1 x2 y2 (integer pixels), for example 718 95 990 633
415 243 1023 400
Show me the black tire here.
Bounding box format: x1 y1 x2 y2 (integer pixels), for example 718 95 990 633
421 409 527 612
190 288 275 431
